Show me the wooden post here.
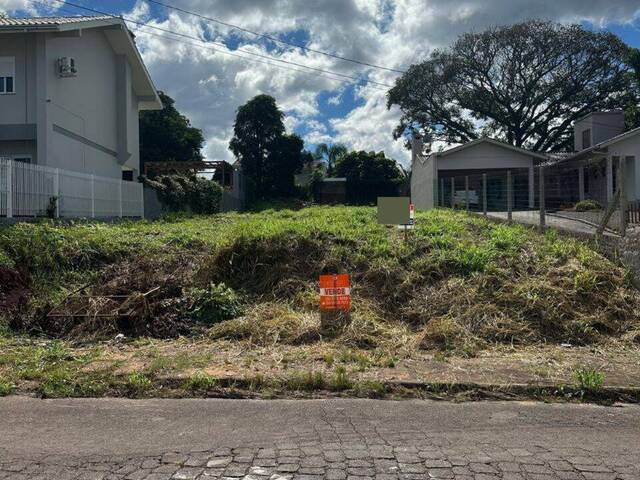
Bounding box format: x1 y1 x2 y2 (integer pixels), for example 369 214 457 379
539 166 546 230
450 177 455 209
620 157 628 237
440 178 444 207
465 176 470 211
482 173 487 215
507 170 512 222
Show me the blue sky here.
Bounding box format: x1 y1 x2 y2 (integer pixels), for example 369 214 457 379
3 0 640 165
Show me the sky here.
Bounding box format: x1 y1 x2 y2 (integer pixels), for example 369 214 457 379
2 0 640 167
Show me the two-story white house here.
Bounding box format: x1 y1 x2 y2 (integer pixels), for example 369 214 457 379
0 15 161 182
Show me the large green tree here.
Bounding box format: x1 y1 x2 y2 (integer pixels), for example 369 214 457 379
625 48 640 129
139 91 204 166
388 21 639 152
334 151 403 204
229 94 304 201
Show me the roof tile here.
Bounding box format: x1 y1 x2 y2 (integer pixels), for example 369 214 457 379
0 15 116 27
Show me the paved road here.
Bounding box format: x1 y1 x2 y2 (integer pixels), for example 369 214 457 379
0 397 639 479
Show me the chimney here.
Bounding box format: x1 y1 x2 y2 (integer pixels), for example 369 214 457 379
573 110 624 151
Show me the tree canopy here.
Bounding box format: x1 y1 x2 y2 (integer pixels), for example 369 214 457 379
139 91 204 166
334 151 403 204
313 143 348 175
229 94 305 202
388 21 639 152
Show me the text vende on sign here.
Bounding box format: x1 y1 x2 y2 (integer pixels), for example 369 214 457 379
319 274 351 310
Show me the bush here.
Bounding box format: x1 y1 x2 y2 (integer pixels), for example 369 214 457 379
185 283 243 325
142 174 223 214
574 199 602 212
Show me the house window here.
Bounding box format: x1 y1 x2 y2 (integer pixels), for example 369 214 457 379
122 170 134 181
0 57 15 94
581 129 591 150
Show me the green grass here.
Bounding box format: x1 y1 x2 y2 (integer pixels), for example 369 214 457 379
183 371 217 391
0 205 637 352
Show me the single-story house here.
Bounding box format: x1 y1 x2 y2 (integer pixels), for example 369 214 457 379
411 110 640 211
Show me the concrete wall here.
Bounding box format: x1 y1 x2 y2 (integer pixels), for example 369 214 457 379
411 154 437 210
436 142 534 171
574 112 624 151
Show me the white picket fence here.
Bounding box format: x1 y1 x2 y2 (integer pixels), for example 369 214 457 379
0 157 144 219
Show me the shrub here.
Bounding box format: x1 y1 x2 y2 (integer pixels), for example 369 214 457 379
142 174 223 214
574 199 602 212
185 283 243 325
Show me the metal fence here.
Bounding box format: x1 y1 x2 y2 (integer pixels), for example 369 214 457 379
436 158 636 237
0 157 144 219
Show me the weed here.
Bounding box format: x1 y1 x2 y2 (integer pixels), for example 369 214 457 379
323 354 335 367
127 372 152 395
285 370 326 391
573 367 605 391
354 380 388 398
185 283 243 325
183 371 217 391
0 378 14 396
329 366 352 391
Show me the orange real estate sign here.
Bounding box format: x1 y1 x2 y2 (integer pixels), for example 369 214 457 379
319 274 351 310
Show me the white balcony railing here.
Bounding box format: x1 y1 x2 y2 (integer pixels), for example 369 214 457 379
0 157 143 219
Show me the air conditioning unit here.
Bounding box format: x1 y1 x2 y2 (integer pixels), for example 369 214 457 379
57 57 77 78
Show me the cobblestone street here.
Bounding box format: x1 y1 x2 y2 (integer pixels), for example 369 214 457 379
1 398 638 480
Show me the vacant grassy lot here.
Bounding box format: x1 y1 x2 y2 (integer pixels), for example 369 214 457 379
1 206 639 399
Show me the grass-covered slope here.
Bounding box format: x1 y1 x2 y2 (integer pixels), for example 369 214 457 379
0 206 638 352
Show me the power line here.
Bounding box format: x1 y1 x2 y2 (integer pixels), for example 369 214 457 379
48 0 395 89
145 0 406 75
28 0 388 91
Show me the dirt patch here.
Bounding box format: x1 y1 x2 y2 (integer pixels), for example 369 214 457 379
0 266 29 314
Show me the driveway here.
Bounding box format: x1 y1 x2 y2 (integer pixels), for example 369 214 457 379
0 397 638 479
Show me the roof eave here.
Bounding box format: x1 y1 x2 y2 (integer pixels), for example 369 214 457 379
436 137 549 160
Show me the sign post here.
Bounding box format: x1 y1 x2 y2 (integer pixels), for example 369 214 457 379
319 274 351 334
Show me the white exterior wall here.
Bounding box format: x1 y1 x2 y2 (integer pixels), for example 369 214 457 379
607 134 640 201
437 142 534 170
0 33 37 125
0 28 143 181
46 29 122 177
